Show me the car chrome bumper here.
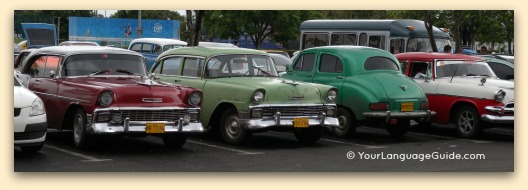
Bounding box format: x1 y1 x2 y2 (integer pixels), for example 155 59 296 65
242 104 339 130
89 119 205 134
241 113 340 130
481 105 514 123
363 110 436 123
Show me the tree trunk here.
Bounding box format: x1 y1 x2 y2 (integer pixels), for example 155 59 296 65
192 11 205 46
186 10 193 45
424 11 438 52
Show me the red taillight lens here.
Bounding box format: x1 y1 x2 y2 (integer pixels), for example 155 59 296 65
370 103 389 111
421 102 429 110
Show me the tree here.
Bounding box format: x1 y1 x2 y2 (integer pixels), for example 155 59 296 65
185 10 206 46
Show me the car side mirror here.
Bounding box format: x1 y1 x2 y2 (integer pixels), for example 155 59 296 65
49 70 56 78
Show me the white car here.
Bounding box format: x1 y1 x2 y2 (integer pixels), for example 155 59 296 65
14 73 47 152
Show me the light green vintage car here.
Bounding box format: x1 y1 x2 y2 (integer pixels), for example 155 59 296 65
151 47 339 144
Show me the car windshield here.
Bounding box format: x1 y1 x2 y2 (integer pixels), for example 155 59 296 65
206 54 278 78
14 76 21 86
407 38 451 52
163 45 185 52
63 54 146 77
435 60 496 78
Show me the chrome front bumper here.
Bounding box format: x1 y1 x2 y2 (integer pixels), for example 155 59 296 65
363 110 436 123
89 120 205 134
481 105 514 124
242 104 339 130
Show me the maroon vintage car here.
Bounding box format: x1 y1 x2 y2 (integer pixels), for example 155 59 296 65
17 46 204 149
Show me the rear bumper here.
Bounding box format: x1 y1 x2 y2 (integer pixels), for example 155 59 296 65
363 110 436 123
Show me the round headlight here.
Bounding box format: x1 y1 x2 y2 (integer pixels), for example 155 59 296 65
253 90 265 104
326 89 337 103
188 92 202 106
494 90 506 102
29 98 45 116
98 91 114 107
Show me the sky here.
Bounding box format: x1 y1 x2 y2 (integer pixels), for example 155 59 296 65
96 10 186 18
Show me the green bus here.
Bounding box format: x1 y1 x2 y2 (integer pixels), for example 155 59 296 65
299 19 451 53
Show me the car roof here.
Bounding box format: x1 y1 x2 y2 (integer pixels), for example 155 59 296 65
26 46 142 57
130 38 188 47
395 52 484 61
59 41 99 46
198 42 237 47
160 46 268 58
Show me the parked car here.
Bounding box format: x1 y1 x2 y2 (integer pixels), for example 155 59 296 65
59 41 99 46
480 54 514 64
14 49 35 70
14 72 47 153
128 38 188 70
17 46 204 149
151 46 339 144
283 46 434 137
263 50 290 59
480 57 514 81
396 52 514 138
269 53 292 74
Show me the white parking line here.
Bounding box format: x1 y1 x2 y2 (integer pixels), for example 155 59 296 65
268 131 386 149
187 140 264 155
45 145 113 162
406 132 491 144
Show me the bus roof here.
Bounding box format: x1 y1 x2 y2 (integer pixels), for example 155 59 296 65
300 19 450 39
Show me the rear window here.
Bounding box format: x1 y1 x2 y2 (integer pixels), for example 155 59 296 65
364 57 399 71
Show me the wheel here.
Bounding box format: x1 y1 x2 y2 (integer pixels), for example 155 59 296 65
162 134 187 148
73 109 93 149
333 107 357 137
455 105 482 138
385 119 410 137
20 143 43 153
220 108 251 145
294 127 323 144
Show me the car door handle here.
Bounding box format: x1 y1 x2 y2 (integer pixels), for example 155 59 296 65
174 79 181 82
307 74 314 77
336 76 344 79
35 79 42 83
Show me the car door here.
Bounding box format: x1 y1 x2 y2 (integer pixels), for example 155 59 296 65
407 60 438 95
26 55 61 128
311 53 345 103
283 52 316 82
175 57 207 91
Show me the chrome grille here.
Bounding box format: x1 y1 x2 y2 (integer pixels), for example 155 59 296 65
261 106 325 117
505 102 514 108
117 109 187 122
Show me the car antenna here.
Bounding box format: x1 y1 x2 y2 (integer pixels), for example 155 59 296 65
449 65 460 83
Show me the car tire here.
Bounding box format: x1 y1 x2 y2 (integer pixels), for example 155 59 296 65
385 119 410 137
334 107 357 137
20 143 43 153
294 126 323 144
162 134 187 148
455 105 482 138
72 109 92 149
220 108 251 145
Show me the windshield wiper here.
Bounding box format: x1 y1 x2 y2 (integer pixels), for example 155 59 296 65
89 69 110 76
116 69 141 76
253 66 273 76
449 65 460 83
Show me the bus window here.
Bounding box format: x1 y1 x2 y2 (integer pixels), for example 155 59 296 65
390 39 405 54
303 33 329 49
331 33 357 45
359 33 368 46
368 35 386 50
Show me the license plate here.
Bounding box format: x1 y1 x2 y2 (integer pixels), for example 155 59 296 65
146 123 165 134
293 118 309 128
401 102 414 112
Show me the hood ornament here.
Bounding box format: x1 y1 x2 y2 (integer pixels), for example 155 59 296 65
142 98 163 103
289 95 305 100
398 85 407 91
282 79 299 86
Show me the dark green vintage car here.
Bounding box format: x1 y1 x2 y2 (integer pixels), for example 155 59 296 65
283 46 435 137
151 46 339 144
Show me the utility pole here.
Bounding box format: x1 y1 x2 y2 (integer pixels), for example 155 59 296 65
137 10 142 38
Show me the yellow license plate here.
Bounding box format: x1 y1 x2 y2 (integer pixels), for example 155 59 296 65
401 102 414 112
293 118 309 128
146 123 165 134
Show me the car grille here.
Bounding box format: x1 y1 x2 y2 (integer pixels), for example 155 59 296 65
505 102 514 108
15 131 46 141
14 108 21 117
117 109 188 122
261 106 325 117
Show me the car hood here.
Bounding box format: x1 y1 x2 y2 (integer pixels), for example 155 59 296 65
368 72 425 100
66 77 192 107
449 77 514 90
14 86 39 108
212 77 326 104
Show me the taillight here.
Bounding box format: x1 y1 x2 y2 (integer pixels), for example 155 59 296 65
369 103 389 111
421 101 429 110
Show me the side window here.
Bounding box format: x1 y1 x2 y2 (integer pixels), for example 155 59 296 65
141 43 153 54
331 33 357 45
130 43 141 52
293 53 315 72
364 57 399 71
369 35 386 50
399 60 408 74
153 45 162 55
490 62 514 80
28 56 47 77
390 39 405 54
409 62 430 78
359 33 368 46
182 58 203 77
44 56 61 77
303 33 329 49
319 54 343 73
156 57 182 75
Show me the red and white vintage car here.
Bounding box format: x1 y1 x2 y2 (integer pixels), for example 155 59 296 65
395 53 514 138
17 46 204 149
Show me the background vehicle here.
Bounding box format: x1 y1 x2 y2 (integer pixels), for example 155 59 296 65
396 52 514 138
283 46 434 137
299 19 450 54
14 72 47 153
128 38 187 70
269 53 292 74
480 56 514 80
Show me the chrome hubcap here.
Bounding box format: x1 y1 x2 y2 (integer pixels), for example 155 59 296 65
73 114 83 143
337 115 347 130
226 115 240 137
458 111 474 133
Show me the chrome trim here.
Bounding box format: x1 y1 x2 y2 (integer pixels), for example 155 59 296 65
363 110 436 122
94 107 200 112
485 106 514 114
241 112 339 130
89 121 204 134
142 98 163 103
481 114 514 123
33 91 90 103
249 103 336 109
